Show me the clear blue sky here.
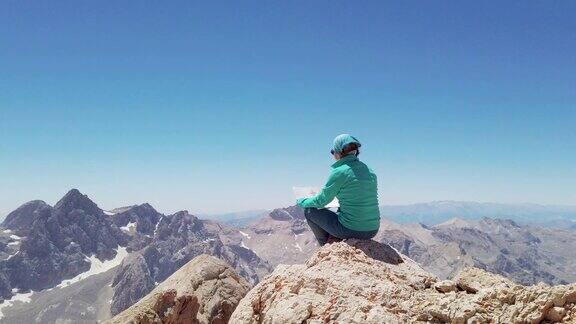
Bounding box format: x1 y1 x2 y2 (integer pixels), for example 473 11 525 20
1 1 575 216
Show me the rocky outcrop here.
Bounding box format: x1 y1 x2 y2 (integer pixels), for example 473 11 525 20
108 254 250 324
110 211 272 315
231 239 576 323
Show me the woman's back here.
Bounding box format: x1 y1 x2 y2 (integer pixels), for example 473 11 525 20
331 154 380 231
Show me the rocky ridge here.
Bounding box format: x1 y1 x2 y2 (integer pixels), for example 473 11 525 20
231 239 576 323
0 189 272 321
239 206 576 285
108 254 249 324
110 210 272 315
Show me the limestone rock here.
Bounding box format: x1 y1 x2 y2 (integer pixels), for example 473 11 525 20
435 280 457 293
108 254 250 324
230 239 576 323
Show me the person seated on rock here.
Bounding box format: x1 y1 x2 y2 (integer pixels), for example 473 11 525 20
297 134 380 246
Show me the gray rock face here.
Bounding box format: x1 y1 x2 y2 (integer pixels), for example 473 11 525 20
110 211 272 315
108 255 250 324
111 203 161 236
2 200 52 235
0 189 129 299
111 204 163 252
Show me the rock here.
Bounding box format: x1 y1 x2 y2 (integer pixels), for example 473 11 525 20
547 306 567 322
110 211 272 315
1 200 52 235
230 239 435 323
435 280 457 293
108 254 250 324
454 267 516 294
230 239 576 323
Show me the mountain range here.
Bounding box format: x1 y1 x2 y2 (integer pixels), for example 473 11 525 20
380 201 576 227
0 189 270 322
0 190 575 323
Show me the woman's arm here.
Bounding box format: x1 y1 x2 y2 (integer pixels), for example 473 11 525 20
297 169 345 208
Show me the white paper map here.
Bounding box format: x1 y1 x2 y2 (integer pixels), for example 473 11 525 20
293 186 340 208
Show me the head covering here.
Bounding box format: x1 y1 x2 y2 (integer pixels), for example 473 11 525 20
332 134 361 154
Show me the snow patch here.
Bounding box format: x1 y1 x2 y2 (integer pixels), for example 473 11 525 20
9 235 21 240
239 230 251 239
120 222 137 233
294 242 303 252
240 241 250 250
279 209 293 219
57 246 129 288
2 230 12 234
7 242 19 247
154 216 163 235
0 291 33 319
6 251 19 260
103 210 115 216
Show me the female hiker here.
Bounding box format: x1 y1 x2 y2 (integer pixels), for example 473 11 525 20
297 134 380 246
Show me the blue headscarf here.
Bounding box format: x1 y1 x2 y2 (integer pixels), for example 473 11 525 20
332 134 361 154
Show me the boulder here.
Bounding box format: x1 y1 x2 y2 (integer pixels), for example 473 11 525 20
108 254 250 324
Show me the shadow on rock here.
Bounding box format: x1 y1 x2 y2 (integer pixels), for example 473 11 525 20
344 239 404 265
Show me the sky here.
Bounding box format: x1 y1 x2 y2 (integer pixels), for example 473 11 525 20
1 1 575 217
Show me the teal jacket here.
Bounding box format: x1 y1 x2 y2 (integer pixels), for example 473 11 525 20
297 155 380 231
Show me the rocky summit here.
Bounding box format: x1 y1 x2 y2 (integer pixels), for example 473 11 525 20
108 254 250 324
230 239 576 323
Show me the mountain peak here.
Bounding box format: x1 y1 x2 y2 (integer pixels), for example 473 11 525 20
1 200 52 231
434 217 472 228
54 189 101 215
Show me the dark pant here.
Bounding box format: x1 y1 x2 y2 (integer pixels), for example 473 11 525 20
304 207 378 246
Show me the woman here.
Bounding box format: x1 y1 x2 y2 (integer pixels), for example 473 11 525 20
297 134 380 246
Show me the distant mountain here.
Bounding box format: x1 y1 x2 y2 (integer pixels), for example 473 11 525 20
197 209 269 227
380 201 576 226
0 189 128 299
233 206 317 267
238 205 576 286
377 217 576 285
0 190 272 322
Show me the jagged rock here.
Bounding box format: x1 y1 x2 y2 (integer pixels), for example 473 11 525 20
2 200 52 235
110 211 272 315
434 280 457 293
0 189 128 294
230 239 576 323
108 255 250 324
112 203 162 236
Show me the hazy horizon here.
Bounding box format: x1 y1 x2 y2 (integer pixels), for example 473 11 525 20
2 187 575 220
1 1 575 216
